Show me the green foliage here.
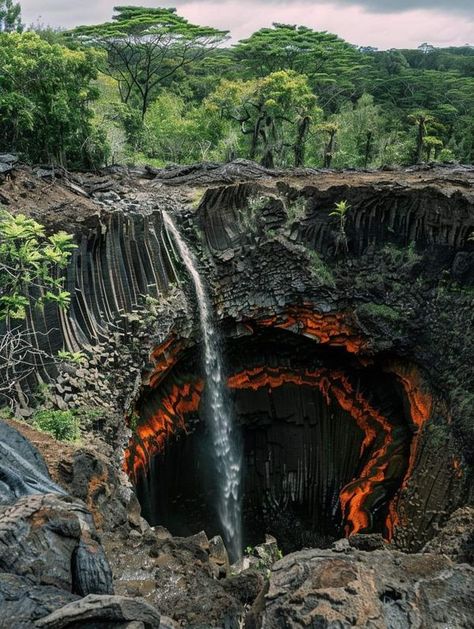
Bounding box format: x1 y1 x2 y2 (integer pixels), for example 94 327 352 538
32 408 80 441
57 350 86 364
207 70 321 167
0 0 22 33
330 199 351 218
141 91 218 163
285 197 307 224
382 242 422 272
306 250 335 287
330 94 386 168
244 542 284 574
233 24 367 112
329 200 351 254
357 302 402 324
0 32 108 166
0 210 76 321
1 11 473 168
70 6 228 123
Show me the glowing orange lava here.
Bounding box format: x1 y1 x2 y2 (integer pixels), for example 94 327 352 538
228 366 399 536
384 362 432 540
147 336 184 389
254 306 367 354
125 309 423 537
124 379 204 480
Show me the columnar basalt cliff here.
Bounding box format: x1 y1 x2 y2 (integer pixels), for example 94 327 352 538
1 161 473 627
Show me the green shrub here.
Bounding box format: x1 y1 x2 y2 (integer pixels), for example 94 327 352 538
32 409 80 441
356 302 402 323
307 250 335 287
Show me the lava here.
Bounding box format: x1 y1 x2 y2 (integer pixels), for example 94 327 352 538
254 306 367 354
147 336 184 389
229 366 402 535
126 311 420 538
384 363 432 540
127 362 410 534
125 379 204 480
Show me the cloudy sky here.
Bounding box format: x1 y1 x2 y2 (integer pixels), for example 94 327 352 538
21 0 473 49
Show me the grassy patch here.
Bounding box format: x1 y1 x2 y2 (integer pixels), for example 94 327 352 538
357 302 402 323
32 409 80 442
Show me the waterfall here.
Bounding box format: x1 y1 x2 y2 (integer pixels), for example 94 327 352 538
162 211 242 562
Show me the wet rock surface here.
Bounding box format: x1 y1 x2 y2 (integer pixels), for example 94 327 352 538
103 527 257 628
0 421 174 628
262 546 474 628
1 162 474 627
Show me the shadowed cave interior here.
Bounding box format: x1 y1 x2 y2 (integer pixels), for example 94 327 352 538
134 329 414 554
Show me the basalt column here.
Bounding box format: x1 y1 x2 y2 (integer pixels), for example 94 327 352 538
127 328 414 553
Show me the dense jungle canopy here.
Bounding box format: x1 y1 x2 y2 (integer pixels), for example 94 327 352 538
0 3 473 169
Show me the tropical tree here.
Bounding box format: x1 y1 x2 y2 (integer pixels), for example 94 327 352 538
71 7 228 121
0 32 107 166
233 24 367 111
0 210 77 407
317 122 339 168
0 211 76 321
331 94 385 168
0 0 22 33
408 111 437 163
141 91 218 163
207 70 320 167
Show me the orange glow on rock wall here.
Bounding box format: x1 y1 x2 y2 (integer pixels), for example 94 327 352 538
126 310 424 538
125 380 204 480
384 362 432 540
254 306 367 354
147 336 184 389
229 366 403 535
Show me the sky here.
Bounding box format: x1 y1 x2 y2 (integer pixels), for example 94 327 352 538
20 0 474 49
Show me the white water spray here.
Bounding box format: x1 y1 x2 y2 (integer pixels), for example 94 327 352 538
163 211 242 561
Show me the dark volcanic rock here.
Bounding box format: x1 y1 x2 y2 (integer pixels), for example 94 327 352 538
0 493 112 595
104 529 249 628
61 448 142 534
423 506 474 564
0 573 78 629
35 593 161 628
262 548 474 628
0 421 65 505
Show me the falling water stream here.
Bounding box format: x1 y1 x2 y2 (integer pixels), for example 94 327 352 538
163 211 242 562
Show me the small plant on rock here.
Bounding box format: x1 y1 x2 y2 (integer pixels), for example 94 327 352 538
32 408 80 441
57 350 86 364
329 199 351 255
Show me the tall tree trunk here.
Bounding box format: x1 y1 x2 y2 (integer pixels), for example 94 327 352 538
415 118 425 163
294 116 310 167
324 129 337 168
260 116 276 168
364 131 373 168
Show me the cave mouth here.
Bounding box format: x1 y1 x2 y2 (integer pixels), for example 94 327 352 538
133 329 413 554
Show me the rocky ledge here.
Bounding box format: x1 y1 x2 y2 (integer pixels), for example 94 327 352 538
0 161 473 627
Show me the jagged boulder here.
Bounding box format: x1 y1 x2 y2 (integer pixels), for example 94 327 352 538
35 594 161 628
262 547 474 628
0 493 113 595
103 528 262 628
0 421 65 505
59 447 144 534
0 573 78 629
423 506 474 564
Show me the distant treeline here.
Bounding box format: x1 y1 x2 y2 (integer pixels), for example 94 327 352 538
0 3 473 169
